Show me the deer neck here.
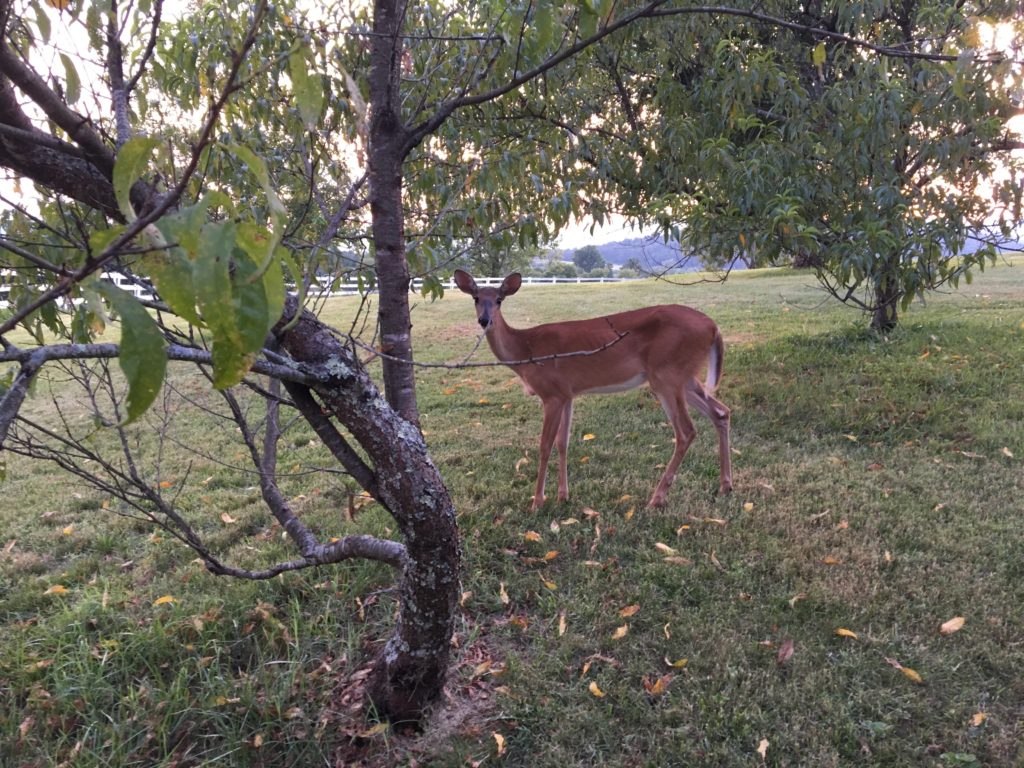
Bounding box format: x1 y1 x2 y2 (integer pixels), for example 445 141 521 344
485 312 527 364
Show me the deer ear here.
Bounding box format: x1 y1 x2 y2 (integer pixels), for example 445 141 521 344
453 269 477 295
500 272 522 297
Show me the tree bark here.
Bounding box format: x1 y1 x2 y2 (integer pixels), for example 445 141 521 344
368 0 420 425
870 252 902 333
275 303 460 722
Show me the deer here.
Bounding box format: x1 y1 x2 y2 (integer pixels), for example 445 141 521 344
453 270 732 511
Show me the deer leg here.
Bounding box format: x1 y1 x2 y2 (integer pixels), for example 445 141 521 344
555 400 574 502
685 380 733 495
648 391 697 508
533 398 567 511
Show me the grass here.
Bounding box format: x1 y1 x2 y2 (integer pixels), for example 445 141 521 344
3 261 1024 766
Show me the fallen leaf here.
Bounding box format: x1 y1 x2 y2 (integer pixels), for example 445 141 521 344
62 524 75 536
663 556 694 566
1002 447 1014 458
220 513 237 524
821 556 842 565
252 733 264 748
499 582 509 604
561 518 579 526
588 681 606 697
867 462 883 471
582 433 596 441
359 722 390 738
619 604 640 618
625 506 635 520
654 542 677 555
582 507 600 518
283 706 304 720
776 638 795 665
742 501 754 512
664 657 688 668
549 520 560 533
971 712 988 727
152 595 175 607
543 550 559 561
611 624 629 640
493 732 506 756
836 519 849 530
844 434 859 442
18 715 33 739
43 585 68 595
558 611 567 636
709 550 725 571
835 627 858 639
524 530 542 542
477 398 490 405
618 494 632 503
939 616 965 635
788 593 807 608
540 576 557 590
643 673 673 696
581 660 592 678
158 480 173 489
460 590 472 607
757 738 769 760
900 666 924 684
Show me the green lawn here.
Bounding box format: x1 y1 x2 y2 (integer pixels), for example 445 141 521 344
2 261 1023 766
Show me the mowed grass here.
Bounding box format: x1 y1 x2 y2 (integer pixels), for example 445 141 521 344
2 261 1023 766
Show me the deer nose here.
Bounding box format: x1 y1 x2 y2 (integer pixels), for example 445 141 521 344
478 314 490 329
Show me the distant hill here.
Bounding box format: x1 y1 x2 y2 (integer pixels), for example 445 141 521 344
561 237 714 273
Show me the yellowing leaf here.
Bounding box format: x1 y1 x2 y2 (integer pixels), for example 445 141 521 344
843 434 859 442
939 616 965 635
742 502 754 512
588 681 606 697
900 666 924 684
499 582 509 605
61 525 74 536
611 624 629 640
540 577 557 591
158 480 173 489
971 712 988 727
821 556 842 565
43 584 68 595
835 628 859 639
619 604 640 618
493 732 506 756
477 398 490 405
152 595 175 606
358 722 390 738
625 506 635 520
582 433 596 441
524 530 542 542
543 550 559 561
665 657 688 668
643 673 673 696
618 494 632 503
654 542 677 555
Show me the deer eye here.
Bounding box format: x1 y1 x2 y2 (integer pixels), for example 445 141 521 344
496 298 503 305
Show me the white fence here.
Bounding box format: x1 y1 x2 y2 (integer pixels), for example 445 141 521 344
0 272 626 310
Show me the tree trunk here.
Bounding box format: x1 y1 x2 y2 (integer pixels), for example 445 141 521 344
870 254 901 333
276 306 460 722
368 0 420 425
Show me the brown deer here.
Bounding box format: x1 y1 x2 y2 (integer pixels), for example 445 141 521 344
453 270 732 510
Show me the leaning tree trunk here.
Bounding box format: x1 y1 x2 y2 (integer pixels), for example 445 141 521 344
276 306 460 722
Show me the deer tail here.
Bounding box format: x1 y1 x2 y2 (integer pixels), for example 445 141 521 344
705 328 725 394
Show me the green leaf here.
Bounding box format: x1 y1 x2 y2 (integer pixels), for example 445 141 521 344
193 221 252 389
95 281 167 424
33 1 51 43
112 137 161 220
535 1 553 50
60 53 81 105
147 250 201 326
289 44 324 130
